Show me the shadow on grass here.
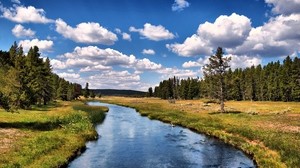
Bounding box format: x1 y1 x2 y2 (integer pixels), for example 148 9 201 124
29 102 63 112
0 121 61 131
209 111 242 115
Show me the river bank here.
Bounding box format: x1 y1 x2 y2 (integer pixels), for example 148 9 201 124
0 101 108 167
100 96 300 168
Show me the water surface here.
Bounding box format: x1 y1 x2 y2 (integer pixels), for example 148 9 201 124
69 102 255 168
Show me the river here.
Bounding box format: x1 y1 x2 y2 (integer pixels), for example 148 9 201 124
68 102 255 168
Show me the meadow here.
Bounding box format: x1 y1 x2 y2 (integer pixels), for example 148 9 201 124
100 97 300 168
0 101 108 168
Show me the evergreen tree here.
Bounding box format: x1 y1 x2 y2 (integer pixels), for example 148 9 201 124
90 91 96 98
83 82 90 98
203 47 231 112
148 87 153 97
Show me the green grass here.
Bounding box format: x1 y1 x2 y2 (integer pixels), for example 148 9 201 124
100 96 300 168
0 101 108 168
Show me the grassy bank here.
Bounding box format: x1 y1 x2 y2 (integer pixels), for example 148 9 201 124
100 96 300 168
0 101 108 168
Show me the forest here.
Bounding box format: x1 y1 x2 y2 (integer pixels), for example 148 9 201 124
153 55 300 102
0 42 81 112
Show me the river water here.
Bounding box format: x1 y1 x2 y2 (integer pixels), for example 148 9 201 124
68 102 255 168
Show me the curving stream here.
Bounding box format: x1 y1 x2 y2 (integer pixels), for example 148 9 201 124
68 102 255 168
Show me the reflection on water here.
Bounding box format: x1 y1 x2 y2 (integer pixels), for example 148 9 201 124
69 102 255 168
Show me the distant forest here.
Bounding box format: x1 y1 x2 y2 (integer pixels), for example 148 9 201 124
0 42 81 111
153 56 300 102
92 89 146 97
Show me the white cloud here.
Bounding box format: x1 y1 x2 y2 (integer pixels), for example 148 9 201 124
226 54 262 69
11 0 20 4
115 28 131 41
142 49 155 55
172 0 190 12
265 0 300 15
12 24 35 38
122 33 131 41
50 59 67 69
1 5 53 23
88 70 150 90
166 34 212 57
158 67 198 79
233 14 300 57
57 46 162 72
57 72 80 79
129 23 175 41
182 61 202 68
197 13 252 48
19 38 53 52
182 56 210 68
79 65 112 72
167 13 251 57
114 28 122 34
55 18 118 45
182 54 261 70
135 58 162 71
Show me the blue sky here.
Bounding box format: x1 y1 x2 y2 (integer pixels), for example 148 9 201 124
0 0 300 91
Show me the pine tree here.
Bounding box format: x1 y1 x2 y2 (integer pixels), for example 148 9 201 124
83 82 90 98
203 47 231 112
148 87 153 97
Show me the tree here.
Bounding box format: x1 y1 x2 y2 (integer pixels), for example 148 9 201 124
90 91 96 98
203 47 231 112
0 68 22 111
83 82 90 98
148 87 153 97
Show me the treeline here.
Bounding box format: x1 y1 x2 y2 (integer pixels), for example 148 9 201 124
152 56 300 102
0 42 81 111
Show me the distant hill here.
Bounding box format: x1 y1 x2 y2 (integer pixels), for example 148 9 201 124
91 89 146 97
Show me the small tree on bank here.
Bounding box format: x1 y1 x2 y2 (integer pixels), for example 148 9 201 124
83 82 90 98
203 47 231 112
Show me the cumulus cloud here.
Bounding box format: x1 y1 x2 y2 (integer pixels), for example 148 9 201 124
158 67 198 79
115 28 131 41
142 49 155 55
265 0 300 15
233 14 300 57
167 13 251 57
182 61 202 68
50 59 67 69
79 65 112 72
172 0 190 11
182 54 261 70
198 13 252 48
19 38 53 52
135 58 162 70
12 24 35 38
55 18 118 45
228 54 262 69
56 46 162 72
122 32 132 41
11 0 21 4
1 5 53 23
88 70 151 90
57 72 80 79
129 23 175 41
166 34 212 57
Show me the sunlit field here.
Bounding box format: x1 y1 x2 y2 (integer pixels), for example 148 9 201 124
101 96 300 168
0 101 108 167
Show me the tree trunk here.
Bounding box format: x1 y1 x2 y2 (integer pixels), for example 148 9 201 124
220 75 225 113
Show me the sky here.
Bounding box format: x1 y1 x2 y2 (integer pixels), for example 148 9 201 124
0 0 300 91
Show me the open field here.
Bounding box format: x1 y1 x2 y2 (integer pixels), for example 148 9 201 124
100 96 300 168
0 101 108 168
